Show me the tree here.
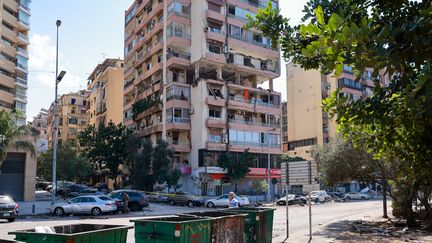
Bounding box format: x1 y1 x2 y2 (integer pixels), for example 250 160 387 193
152 139 173 184
131 139 154 191
252 180 269 194
165 168 182 192
0 110 35 166
279 154 306 163
247 0 432 226
220 149 253 192
78 122 133 187
37 142 93 182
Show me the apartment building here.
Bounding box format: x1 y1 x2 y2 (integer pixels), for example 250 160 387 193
124 0 282 196
282 101 287 146
30 108 49 153
0 0 31 126
87 58 124 129
285 63 389 158
47 90 89 148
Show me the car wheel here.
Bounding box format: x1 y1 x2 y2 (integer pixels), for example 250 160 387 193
207 202 215 208
54 207 65 216
91 207 102 216
7 218 16 223
187 201 194 208
361 196 365 200
347 196 351 200
130 202 141 212
169 200 175 206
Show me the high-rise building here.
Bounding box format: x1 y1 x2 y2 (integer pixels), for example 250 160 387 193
0 0 31 125
47 90 89 148
87 58 124 129
124 0 282 195
284 63 389 160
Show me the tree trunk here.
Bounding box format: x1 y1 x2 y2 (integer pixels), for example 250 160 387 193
382 177 388 218
234 182 238 193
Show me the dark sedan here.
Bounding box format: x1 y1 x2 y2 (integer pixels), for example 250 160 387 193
0 196 18 222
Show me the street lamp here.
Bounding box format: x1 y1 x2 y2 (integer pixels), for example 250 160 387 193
51 19 66 204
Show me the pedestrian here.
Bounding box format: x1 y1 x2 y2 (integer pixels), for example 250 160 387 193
228 191 239 208
123 192 130 213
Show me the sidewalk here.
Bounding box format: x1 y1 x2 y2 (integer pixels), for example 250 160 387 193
17 200 64 216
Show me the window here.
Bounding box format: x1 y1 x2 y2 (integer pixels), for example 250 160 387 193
71 109 76 114
15 101 26 111
208 2 221 12
209 107 221 118
69 118 78 124
172 131 179 144
71 98 76 105
83 100 87 106
209 134 222 143
208 43 221 54
229 25 242 38
228 5 235 15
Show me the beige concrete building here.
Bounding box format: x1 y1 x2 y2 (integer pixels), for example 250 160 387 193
87 58 124 129
0 0 31 126
30 108 49 153
124 0 282 196
47 90 89 148
285 63 389 160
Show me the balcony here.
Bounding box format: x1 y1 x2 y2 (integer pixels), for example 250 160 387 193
4 0 18 9
19 2 31 13
206 118 226 129
2 25 17 42
206 141 226 151
227 53 279 77
3 9 17 26
166 117 191 131
206 30 225 43
206 9 224 22
16 47 29 58
229 141 282 154
0 89 14 102
135 3 164 34
0 73 15 88
0 41 16 57
168 141 191 153
228 35 278 58
205 52 226 64
167 51 191 69
17 32 29 45
16 76 28 87
206 96 225 107
0 57 16 73
137 123 163 137
228 118 280 129
17 19 30 31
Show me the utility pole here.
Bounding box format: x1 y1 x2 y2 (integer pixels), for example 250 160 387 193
51 20 61 205
267 89 271 202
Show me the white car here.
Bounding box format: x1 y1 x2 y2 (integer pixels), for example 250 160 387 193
50 195 117 216
345 192 371 200
205 194 250 208
311 191 329 203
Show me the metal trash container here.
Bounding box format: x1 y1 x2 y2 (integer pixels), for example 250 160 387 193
9 224 132 243
225 207 275 243
181 211 245 242
132 216 211 243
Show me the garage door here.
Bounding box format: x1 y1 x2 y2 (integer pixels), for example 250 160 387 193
0 153 25 201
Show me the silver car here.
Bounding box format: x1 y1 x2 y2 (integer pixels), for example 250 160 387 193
205 194 251 208
50 196 117 216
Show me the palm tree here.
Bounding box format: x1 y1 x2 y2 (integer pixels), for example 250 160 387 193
0 110 36 167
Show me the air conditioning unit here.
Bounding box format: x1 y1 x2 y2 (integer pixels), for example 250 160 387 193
222 45 228 54
222 133 228 144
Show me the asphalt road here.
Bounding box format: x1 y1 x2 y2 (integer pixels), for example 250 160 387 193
0 200 388 242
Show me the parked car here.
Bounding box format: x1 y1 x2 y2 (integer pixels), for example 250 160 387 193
93 183 108 192
205 194 251 208
277 194 306 205
311 191 330 203
50 195 117 216
327 192 346 201
167 192 203 207
0 196 19 222
147 192 169 203
107 190 149 211
345 192 371 200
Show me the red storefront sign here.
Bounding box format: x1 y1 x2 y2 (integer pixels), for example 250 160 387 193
247 168 282 178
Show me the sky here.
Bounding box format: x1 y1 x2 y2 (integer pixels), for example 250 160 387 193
26 0 308 121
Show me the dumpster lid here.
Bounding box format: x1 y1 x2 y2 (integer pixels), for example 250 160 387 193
9 224 133 236
179 211 248 218
225 207 276 212
131 216 211 224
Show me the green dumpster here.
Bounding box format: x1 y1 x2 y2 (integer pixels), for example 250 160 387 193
9 224 132 243
132 216 211 243
225 207 275 243
181 211 245 242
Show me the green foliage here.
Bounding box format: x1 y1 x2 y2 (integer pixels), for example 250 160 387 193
248 0 432 226
37 142 93 182
152 139 174 184
252 180 269 194
311 138 379 186
165 168 182 191
78 122 134 179
0 110 35 166
220 149 253 192
279 154 306 163
131 139 154 191
132 98 160 121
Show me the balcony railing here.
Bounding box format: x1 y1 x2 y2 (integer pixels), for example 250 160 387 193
18 32 29 42
14 93 27 100
16 63 28 71
228 118 280 128
16 47 28 57
228 96 280 108
228 33 276 50
19 3 30 12
167 117 190 123
167 51 191 60
231 140 281 148
16 77 27 86
124 80 134 89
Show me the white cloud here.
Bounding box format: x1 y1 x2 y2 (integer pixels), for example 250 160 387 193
27 34 85 120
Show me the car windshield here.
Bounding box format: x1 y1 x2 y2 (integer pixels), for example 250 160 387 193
0 196 13 204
